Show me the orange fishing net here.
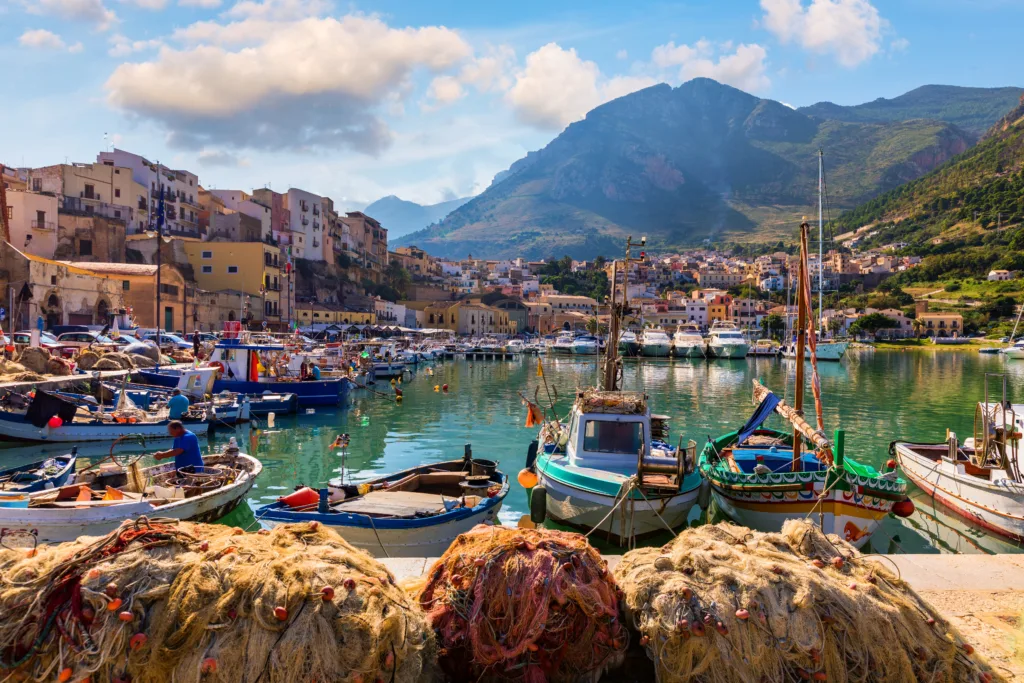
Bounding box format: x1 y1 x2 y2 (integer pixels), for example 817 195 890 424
414 525 626 683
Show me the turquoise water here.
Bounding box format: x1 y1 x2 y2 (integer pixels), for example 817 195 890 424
3 350 1022 554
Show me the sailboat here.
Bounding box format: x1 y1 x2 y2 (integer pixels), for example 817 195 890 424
698 219 912 549
519 240 702 545
783 150 849 362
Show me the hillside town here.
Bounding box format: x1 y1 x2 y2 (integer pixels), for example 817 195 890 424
0 148 970 341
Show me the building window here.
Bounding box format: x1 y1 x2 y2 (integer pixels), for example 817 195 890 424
123 281 130 290
114 188 121 198
84 184 95 199
227 266 238 274
114 210 121 218
202 265 212 274
79 240 93 256
202 251 212 259
159 284 179 296
32 178 42 192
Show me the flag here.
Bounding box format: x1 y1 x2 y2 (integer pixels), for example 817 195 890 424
524 401 543 428
536 360 544 378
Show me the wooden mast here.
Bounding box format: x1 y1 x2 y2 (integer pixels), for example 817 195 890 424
792 221 810 472
603 259 620 391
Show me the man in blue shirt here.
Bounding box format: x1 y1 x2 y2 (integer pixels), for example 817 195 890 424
154 421 204 471
167 389 190 419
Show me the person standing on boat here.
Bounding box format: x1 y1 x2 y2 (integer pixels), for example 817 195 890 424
154 421 204 472
310 363 321 381
167 389 190 419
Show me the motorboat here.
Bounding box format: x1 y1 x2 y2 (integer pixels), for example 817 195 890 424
749 339 781 356
640 328 672 357
617 330 641 357
0 455 77 493
782 339 849 361
706 322 750 359
572 335 600 355
671 324 706 358
550 331 576 355
257 456 508 557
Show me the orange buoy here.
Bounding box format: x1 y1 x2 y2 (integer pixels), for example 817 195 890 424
273 606 288 621
129 633 148 651
118 611 134 622
321 586 335 601
517 468 538 489
200 658 217 675
107 598 123 611
278 487 318 509
59 668 73 682
891 498 915 518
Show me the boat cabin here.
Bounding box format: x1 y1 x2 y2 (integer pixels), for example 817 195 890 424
208 339 287 382
563 392 653 473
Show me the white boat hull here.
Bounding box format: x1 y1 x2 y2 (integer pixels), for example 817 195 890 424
673 343 705 358
0 416 209 443
572 343 599 355
641 342 672 357
709 342 750 359
537 470 697 541
895 443 1024 542
0 454 260 545
372 363 406 378
266 503 503 557
783 341 849 361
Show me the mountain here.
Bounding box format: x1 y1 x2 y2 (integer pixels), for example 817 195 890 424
799 85 1024 138
833 94 1024 249
398 78 1004 259
363 195 472 239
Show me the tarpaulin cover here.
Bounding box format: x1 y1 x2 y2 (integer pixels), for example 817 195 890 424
736 392 781 445
26 390 78 428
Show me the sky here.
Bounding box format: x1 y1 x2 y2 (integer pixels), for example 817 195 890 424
1 0 1022 211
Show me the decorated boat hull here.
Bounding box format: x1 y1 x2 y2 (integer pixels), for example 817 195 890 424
0 412 209 443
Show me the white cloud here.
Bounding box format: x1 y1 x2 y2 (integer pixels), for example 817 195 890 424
19 29 82 52
106 14 472 154
890 37 909 52
760 0 887 67
108 33 162 55
458 44 515 93
118 0 167 10
25 0 116 29
615 49 628 60
222 0 330 21
197 149 250 167
505 43 657 130
426 75 465 106
650 39 770 93
179 0 221 6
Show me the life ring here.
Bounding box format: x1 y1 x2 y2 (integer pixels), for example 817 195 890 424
210 361 225 376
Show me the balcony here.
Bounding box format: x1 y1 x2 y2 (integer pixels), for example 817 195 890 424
301 217 309 226
80 191 101 201
313 221 320 230
300 202 309 212
313 206 320 216
30 220 55 231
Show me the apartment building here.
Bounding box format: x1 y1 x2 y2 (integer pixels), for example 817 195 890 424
3 189 59 258
28 162 147 235
183 242 283 324
339 212 388 284
97 149 199 237
286 188 324 261
208 189 272 241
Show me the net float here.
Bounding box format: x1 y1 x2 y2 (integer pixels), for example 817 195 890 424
273 606 288 621
129 633 148 651
232 528 244 536
321 586 335 601
811 559 825 569
200 658 217 675
105 583 118 597
344 578 357 591
107 598 123 611
736 609 750 620
118 611 134 623
58 668 73 683
199 541 209 551
831 557 845 569
639 635 649 646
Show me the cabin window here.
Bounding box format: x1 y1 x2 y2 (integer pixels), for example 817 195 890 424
583 420 643 455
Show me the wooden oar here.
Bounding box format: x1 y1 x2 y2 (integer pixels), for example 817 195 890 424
752 379 834 464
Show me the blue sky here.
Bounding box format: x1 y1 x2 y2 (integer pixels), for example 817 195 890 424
2 0 1021 210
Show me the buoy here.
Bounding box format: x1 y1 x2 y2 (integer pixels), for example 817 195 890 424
273 606 288 621
529 485 547 524
831 556 845 570
736 609 749 620
891 498 915 518
434 385 440 392
442 384 449 393
47 416 63 429
118 611 134 622
278 487 318 509
59 668 73 682
129 633 148 651
107 598 123 611
321 586 335 601
697 478 712 510
200 658 217 675
517 468 538 489
344 578 357 591
886 458 897 470
396 395 402 404
199 541 209 551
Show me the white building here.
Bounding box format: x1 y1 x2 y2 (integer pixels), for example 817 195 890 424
97 149 200 237
4 190 59 259
988 270 1014 281
209 190 272 242
285 188 324 261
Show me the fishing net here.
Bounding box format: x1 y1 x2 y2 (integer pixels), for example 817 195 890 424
0 519 436 683
577 390 647 415
413 525 626 683
617 520 998 683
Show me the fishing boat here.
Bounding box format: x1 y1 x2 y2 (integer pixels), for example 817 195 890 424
0 390 209 443
551 331 576 355
749 339 781 356
572 335 600 355
706 321 749 359
672 323 706 358
256 455 508 557
893 374 1024 542
0 455 76 493
640 327 672 357
699 220 910 549
519 246 701 545
0 445 261 544
617 330 641 357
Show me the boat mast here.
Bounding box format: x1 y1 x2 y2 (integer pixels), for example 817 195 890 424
603 258 620 391
817 149 824 334
792 221 810 472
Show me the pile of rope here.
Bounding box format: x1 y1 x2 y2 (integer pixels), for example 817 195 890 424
577 390 646 415
0 518 436 683
413 525 626 683
617 520 998 683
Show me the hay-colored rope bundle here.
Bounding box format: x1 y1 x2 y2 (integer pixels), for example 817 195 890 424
414 525 626 683
617 520 998 683
0 519 436 683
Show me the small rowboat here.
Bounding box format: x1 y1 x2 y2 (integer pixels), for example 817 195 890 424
256 458 508 557
0 455 77 493
0 449 261 545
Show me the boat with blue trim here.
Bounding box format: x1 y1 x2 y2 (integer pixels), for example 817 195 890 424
0 455 76 493
256 454 508 557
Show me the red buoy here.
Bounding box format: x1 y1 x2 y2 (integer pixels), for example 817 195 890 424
891 498 915 518
278 487 318 509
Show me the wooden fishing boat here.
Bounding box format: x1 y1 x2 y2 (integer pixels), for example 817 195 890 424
0 448 261 544
699 219 910 549
893 374 1024 542
0 455 76 493
256 456 508 557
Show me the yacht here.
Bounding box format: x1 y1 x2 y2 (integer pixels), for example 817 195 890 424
672 323 706 358
617 330 641 357
640 328 672 357
572 335 599 355
550 331 576 355
750 339 780 356
781 339 849 361
706 322 750 359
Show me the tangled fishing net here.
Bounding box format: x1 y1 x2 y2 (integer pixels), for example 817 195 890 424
577 390 647 415
0 519 435 683
414 525 626 683
617 520 998 683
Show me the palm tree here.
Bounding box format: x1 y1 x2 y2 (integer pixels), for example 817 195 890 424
586 317 599 334
912 318 925 339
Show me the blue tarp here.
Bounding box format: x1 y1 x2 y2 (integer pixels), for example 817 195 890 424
736 392 781 445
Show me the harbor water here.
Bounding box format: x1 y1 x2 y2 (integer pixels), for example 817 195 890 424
2 348 1022 555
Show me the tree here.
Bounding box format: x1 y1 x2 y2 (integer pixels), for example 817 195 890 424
911 318 925 339
827 316 844 337
761 313 786 341
981 295 1017 319
586 317 598 334
849 313 898 340
593 255 607 270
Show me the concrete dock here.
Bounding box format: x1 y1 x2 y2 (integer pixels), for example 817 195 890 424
384 554 1024 680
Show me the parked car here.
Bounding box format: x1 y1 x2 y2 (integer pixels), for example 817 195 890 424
13 331 62 352
55 331 119 350
137 332 193 350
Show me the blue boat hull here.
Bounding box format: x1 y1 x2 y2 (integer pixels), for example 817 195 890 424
0 456 77 492
135 369 350 408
